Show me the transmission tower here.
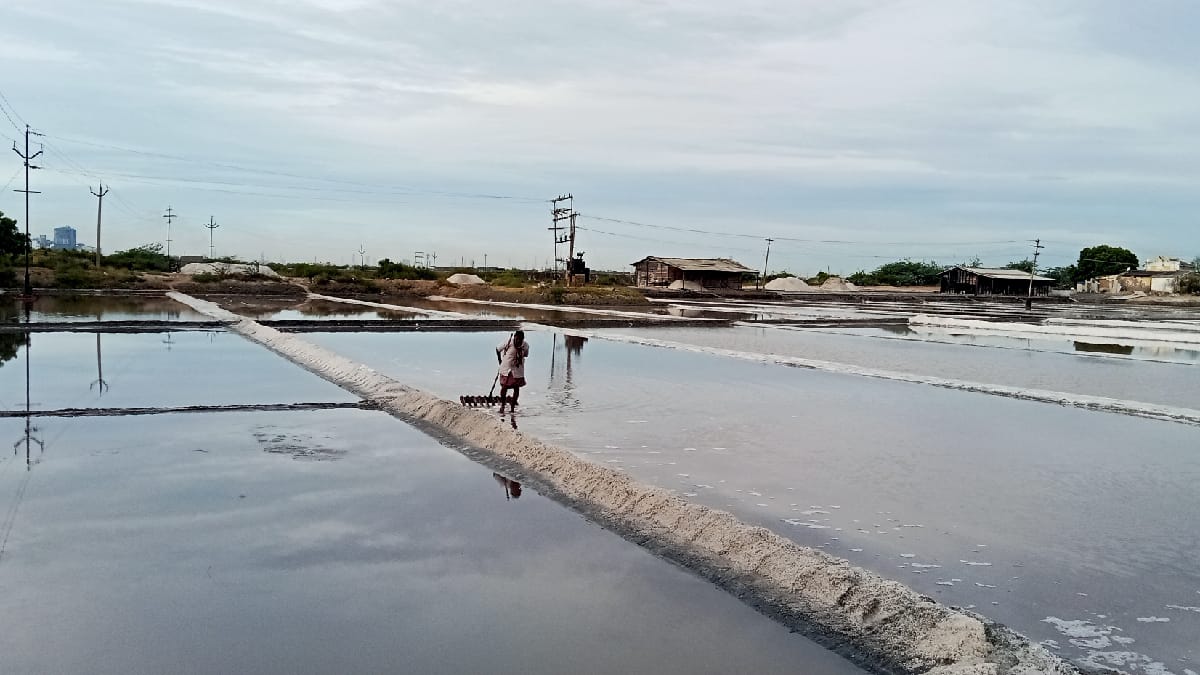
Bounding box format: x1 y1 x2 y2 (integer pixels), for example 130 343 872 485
163 207 177 264
90 183 109 267
549 194 576 284
11 125 43 297
205 216 219 260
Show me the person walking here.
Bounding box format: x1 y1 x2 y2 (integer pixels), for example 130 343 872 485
496 330 528 413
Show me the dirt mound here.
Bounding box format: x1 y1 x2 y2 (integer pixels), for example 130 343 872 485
765 276 810 291
446 273 487 285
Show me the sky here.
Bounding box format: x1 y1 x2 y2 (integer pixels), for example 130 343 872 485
1 0 1198 274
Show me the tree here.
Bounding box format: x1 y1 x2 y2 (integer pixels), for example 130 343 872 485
1076 245 1138 282
848 260 945 286
0 210 28 258
104 243 171 272
1043 265 1078 289
1004 259 1035 274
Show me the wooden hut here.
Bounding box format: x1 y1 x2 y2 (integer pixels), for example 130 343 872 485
940 266 1054 296
630 257 757 289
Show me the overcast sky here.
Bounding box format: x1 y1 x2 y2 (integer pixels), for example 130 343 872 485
2 0 1198 273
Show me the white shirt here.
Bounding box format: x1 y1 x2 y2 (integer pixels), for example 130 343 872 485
497 338 529 378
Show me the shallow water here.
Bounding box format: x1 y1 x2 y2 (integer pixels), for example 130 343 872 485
2 296 209 323
0 408 862 674
600 324 1200 408
305 329 1200 672
0 330 355 410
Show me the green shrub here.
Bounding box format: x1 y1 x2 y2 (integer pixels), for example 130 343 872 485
1178 272 1200 295
548 285 566 304
0 267 16 288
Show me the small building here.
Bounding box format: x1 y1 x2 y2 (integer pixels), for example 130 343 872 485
940 266 1054 296
1143 256 1195 273
630 256 757 290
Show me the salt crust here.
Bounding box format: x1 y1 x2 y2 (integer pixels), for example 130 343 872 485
167 291 1085 675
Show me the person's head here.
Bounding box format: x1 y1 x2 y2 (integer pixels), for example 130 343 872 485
513 330 525 346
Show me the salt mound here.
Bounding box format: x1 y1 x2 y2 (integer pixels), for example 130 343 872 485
668 279 706 291
180 262 280 278
765 276 810 291
820 277 856 291
446 273 487 285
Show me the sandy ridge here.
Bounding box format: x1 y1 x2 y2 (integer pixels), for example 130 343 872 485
167 292 1086 675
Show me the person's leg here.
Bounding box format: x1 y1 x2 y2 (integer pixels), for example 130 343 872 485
510 384 521 406
498 384 509 412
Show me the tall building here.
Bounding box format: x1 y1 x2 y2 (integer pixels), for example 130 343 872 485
53 226 77 250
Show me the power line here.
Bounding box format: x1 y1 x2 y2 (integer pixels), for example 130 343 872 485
44 133 548 203
578 213 1027 247
0 88 28 129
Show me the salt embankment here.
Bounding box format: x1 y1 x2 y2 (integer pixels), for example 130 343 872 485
541 325 1200 427
912 315 1200 348
167 291 1082 675
305 293 470 319
424 295 706 321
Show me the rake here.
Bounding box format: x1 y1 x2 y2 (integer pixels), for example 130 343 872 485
459 373 515 408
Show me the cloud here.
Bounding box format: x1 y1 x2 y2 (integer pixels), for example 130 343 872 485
1 0 1197 271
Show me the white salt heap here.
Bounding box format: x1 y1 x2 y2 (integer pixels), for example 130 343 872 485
446 273 487 285
180 262 280 278
820 276 857 291
168 290 1083 675
765 276 811 291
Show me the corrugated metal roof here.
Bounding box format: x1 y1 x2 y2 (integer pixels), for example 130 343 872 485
631 256 758 273
953 266 1054 282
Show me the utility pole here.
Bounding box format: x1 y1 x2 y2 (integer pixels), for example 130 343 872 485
204 216 219 260
12 124 43 297
163 207 177 266
90 183 109 268
1025 238 1044 311
761 238 774 289
549 194 575 285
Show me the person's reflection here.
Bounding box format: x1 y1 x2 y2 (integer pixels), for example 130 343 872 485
492 472 522 500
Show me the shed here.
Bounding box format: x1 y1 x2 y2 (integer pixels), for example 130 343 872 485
940 266 1054 296
630 257 757 289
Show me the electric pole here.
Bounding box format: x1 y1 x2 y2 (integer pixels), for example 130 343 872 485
761 238 774 289
163 207 177 266
12 124 43 297
549 194 575 285
90 183 109 268
1025 238 1044 311
204 215 219 260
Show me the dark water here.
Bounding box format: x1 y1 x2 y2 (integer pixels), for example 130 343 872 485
305 330 1200 672
0 409 862 674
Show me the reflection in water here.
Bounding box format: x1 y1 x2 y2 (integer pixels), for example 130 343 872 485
11 329 43 469
90 334 109 395
493 473 522 500
1074 341 1135 356
547 333 587 410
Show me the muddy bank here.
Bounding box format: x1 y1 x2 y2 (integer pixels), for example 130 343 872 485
167 291 1083 675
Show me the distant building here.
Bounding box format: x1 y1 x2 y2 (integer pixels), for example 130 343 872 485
33 234 52 249
1079 256 1196 295
1142 256 1195 273
53 226 77 250
940 266 1054 296
630 256 757 290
